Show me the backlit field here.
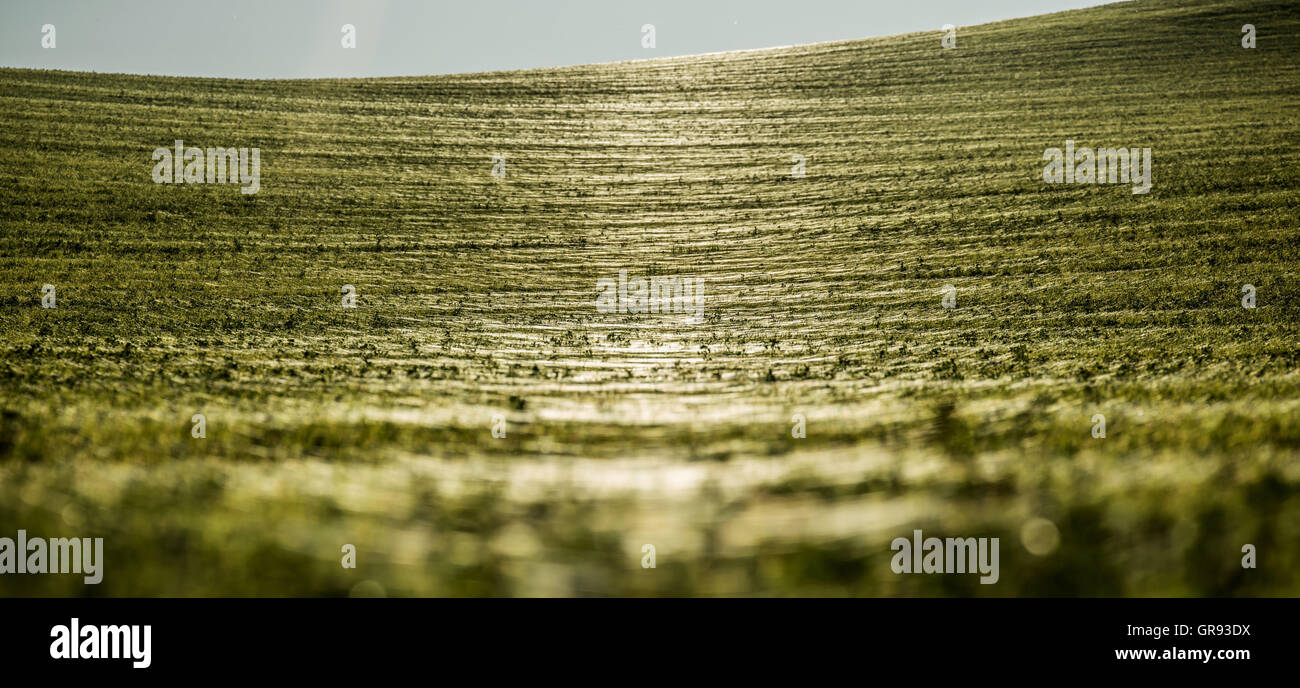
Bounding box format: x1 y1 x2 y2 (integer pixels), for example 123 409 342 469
1 0 1298 596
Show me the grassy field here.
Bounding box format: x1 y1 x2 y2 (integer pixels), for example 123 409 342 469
1 0 1297 596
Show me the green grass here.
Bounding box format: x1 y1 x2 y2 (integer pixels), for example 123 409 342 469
1 0 1298 596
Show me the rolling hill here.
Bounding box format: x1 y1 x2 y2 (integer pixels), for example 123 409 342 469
1 0 1298 596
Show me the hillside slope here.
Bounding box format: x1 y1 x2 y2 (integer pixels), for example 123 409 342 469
1 0 1298 596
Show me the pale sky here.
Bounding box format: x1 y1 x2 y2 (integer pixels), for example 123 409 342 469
0 0 1109 79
